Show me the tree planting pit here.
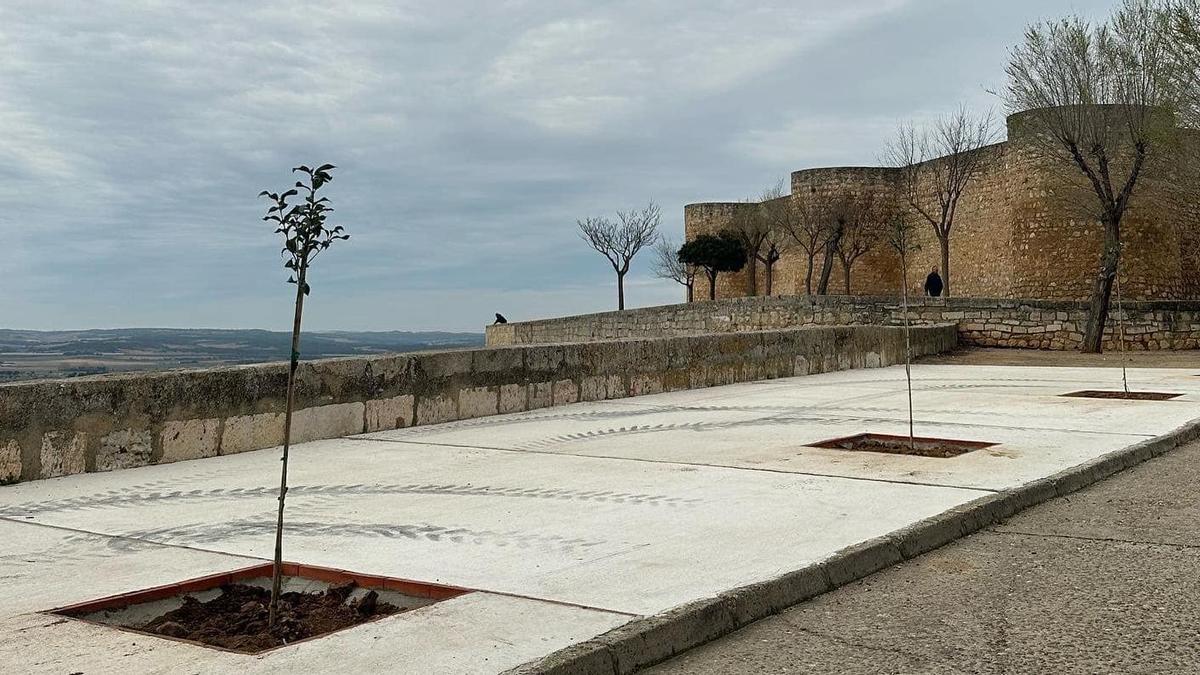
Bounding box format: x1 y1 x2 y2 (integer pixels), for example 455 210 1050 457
49 562 470 654
1061 390 1183 401
808 433 997 458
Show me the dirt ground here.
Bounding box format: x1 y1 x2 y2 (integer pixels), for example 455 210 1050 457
920 347 1200 369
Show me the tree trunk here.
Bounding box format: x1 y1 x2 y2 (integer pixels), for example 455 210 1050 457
817 247 837 296
745 257 758 296
817 228 842 295
269 263 306 629
804 255 815 295
686 282 694 303
843 260 852 294
816 256 833 294
707 270 718 300
939 235 951 298
617 271 625 311
763 262 774 296
1081 219 1121 353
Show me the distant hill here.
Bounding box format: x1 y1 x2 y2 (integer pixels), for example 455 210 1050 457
0 328 484 383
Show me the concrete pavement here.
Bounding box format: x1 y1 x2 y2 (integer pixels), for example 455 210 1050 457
649 437 1200 674
0 363 1197 673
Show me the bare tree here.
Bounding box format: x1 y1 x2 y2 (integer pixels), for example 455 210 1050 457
653 235 696 302
883 107 995 298
578 202 661 310
776 183 834 295
751 182 793 296
836 192 890 294
1005 0 1178 352
727 201 770 296
1167 0 1200 128
817 191 860 295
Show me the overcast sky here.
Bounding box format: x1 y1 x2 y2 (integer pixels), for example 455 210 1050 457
1 0 1114 332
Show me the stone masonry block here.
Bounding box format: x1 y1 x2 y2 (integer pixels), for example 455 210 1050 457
415 350 473 380
499 384 527 413
528 382 553 410
524 346 564 373
222 412 285 455
160 418 221 463
471 348 522 374
365 395 415 433
630 373 664 396
40 431 87 478
580 376 607 402
416 394 458 425
606 374 626 399
553 379 579 405
291 402 365 444
459 387 499 418
0 439 21 483
96 429 154 472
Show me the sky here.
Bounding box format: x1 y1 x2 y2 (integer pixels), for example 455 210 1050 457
1 0 1115 332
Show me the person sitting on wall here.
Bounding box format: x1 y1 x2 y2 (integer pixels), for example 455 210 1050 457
494 313 508 325
924 268 944 298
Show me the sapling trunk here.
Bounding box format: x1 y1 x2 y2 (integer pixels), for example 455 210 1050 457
269 262 306 629
258 163 345 632
899 250 915 451
1115 264 1129 394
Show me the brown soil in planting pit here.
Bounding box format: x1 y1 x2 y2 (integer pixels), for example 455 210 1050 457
810 433 996 458
132 582 399 653
825 437 974 458
1062 390 1182 401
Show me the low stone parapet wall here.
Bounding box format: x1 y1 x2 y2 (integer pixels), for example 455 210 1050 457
0 323 956 485
486 296 1200 351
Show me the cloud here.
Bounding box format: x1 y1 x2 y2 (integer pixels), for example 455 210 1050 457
481 1 913 133
0 0 1118 331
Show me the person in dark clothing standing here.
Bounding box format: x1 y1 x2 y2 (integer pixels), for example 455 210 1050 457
924 267 944 298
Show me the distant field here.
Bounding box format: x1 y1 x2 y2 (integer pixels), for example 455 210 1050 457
0 328 484 383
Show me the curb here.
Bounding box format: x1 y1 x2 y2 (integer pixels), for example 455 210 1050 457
504 416 1200 675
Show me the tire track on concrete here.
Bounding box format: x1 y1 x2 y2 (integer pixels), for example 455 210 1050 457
0 482 699 519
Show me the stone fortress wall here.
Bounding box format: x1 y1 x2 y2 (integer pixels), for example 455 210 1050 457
485 294 1200 351
685 109 1200 302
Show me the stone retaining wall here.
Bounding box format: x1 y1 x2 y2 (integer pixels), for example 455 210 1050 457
486 296 1200 351
0 324 956 485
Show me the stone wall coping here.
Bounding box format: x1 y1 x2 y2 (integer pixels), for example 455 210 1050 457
491 296 1200 332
